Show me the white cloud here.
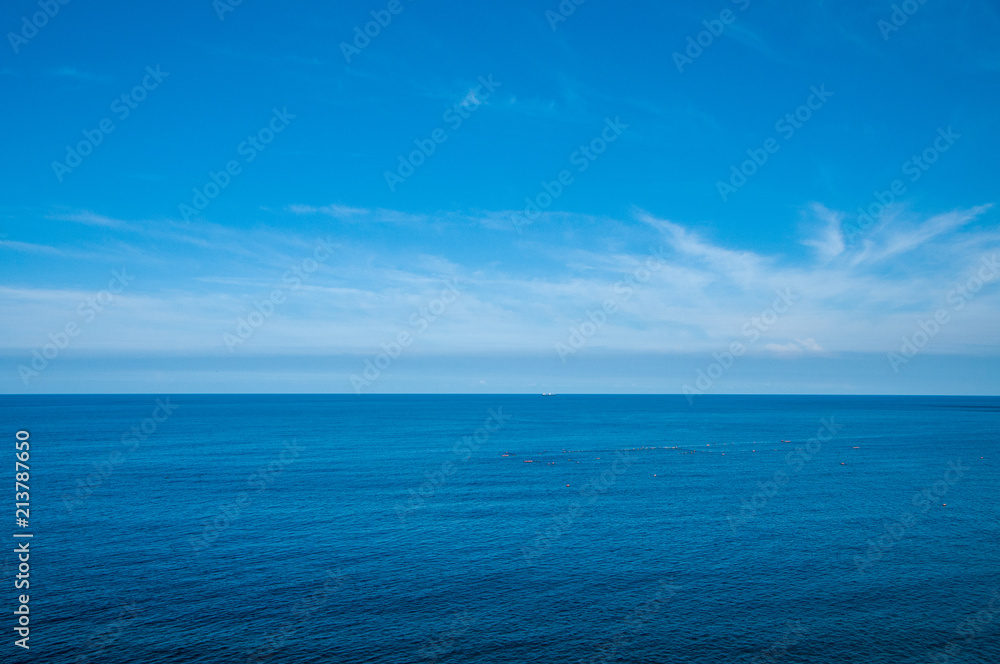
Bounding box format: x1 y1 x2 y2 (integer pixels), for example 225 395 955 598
865 204 993 263
796 337 823 352
3 204 997 358
801 203 845 260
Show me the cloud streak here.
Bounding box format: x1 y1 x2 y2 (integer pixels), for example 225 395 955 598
2 203 998 361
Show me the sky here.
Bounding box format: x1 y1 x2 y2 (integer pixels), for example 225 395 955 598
1 0 999 394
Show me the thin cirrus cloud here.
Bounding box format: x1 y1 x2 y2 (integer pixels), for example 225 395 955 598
1 202 997 360
800 203 846 261
48 66 113 83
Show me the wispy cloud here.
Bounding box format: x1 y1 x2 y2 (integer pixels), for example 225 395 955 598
50 211 138 230
288 204 429 225
765 337 825 354
4 203 998 359
867 204 993 263
801 203 846 260
0 240 65 256
49 66 112 83
637 211 766 289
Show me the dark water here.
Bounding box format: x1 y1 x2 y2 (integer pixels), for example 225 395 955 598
3 395 999 663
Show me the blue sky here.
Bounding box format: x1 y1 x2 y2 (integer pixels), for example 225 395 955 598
1 0 999 394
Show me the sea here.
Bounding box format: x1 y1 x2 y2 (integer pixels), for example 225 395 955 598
3 394 998 663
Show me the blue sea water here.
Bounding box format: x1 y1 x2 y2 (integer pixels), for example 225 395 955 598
2 394 999 663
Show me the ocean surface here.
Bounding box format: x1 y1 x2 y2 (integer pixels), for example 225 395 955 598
3 394 999 663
